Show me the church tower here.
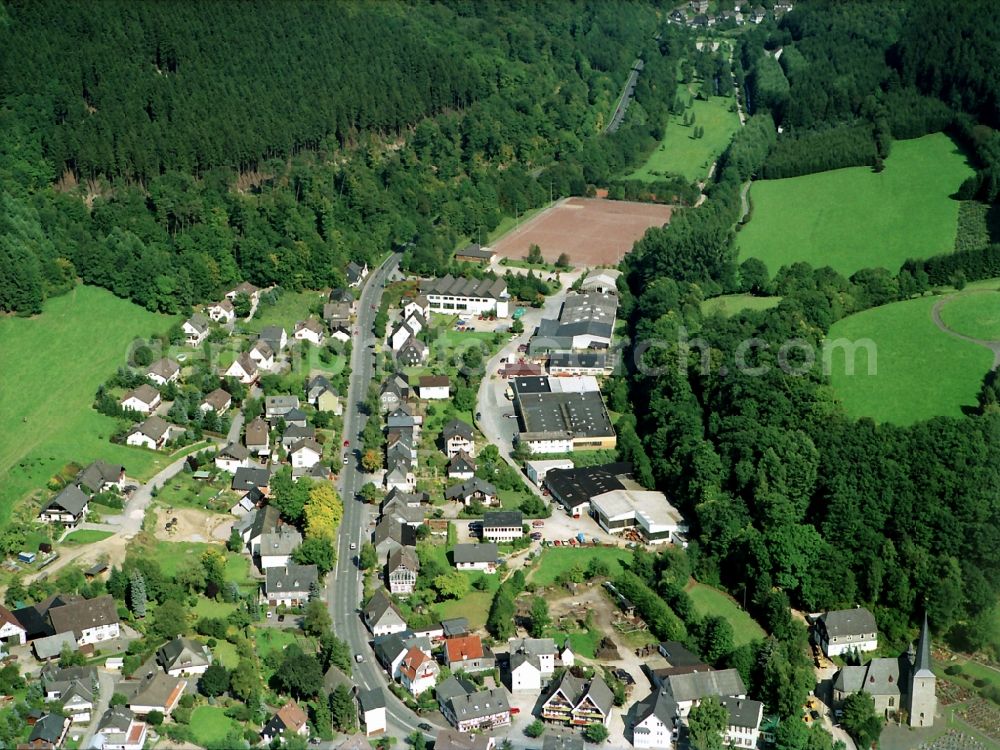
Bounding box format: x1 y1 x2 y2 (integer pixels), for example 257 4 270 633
906 613 936 727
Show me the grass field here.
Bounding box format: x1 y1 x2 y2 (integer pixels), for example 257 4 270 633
149 540 254 589
626 91 741 183
939 291 1000 341
701 294 782 317
0 286 177 530
189 705 238 747
255 628 301 659
827 295 993 424
528 547 632 587
738 133 974 277
242 290 324 334
62 530 114 545
686 582 766 647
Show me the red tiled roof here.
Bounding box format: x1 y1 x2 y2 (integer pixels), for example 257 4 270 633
445 636 484 663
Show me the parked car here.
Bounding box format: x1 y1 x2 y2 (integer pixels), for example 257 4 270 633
355 653 365 663
530 532 542 541
418 723 433 732
532 520 544 527
278 614 285 623
266 610 273 619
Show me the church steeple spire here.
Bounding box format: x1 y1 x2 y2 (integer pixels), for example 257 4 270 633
913 612 933 679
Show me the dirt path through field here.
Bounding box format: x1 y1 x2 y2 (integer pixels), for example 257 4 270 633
931 294 1000 369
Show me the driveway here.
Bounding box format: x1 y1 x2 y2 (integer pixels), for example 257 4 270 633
77 669 116 749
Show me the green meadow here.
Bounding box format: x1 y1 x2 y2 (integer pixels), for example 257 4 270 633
827 295 993 425
0 286 177 528
627 91 741 183
738 133 974 277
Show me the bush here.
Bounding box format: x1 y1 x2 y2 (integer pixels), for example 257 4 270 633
944 664 963 676
147 710 164 726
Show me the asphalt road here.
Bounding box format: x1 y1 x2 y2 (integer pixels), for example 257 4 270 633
324 254 439 740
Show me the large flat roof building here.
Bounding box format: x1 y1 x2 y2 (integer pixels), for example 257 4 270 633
590 489 687 544
515 390 616 454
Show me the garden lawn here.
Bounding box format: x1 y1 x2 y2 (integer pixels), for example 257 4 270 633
433 592 494 632
938 291 1000 341
0 286 177 530
626 91 741 182
738 133 974 277
62 530 114 545
192 598 238 620
149 540 254 588
190 705 238 747
254 628 299 659
157 474 233 513
701 294 782 317
827 296 992 425
212 640 240 668
242 290 325 334
528 547 631 587
686 582 766 648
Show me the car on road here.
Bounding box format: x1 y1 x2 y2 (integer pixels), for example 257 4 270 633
355 653 364 663
343 439 350 447
504 413 517 419
475 411 482 420
266 610 273 619
418 723 433 732
350 542 357 551
278 614 285 622
530 532 542 540
532 520 544 527
343 455 350 464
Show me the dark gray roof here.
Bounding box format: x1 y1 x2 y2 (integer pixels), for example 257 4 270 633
219 442 249 461
98 706 135 732
373 634 407 666
483 510 523 528
147 357 180 381
512 376 551 395
544 463 632 508
820 607 877 638
48 595 118 638
444 477 497 500
581 676 614 715
233 466 272 493
130 415 171 441
436 675 478 706
373 518 417 549
719 696 763 729
659 640 704 667
443 419 474 441
387 546 420 574
259 527 303 557
543 734 585 750
914 613 933 678
549 351 608 369
517 390 615 441
358 687 385 712
364 589 405 626
29 714 66 743
157 637 211 672
452 543 498 565
455 244 495 260
264 564 318 594
259 326 286 350
43 484 90 517
76 460 123 494
448 451 476 473
634 687 678 728
419 275 508 301
441 618 469 637
447 686 509 721
665 668 746 703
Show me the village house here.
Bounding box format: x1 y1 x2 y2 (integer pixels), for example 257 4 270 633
261 564 318 608
76 460 126 495
661 669 747 719
225 282 261 306
397 336 429 366
125 416 173 450
265 395 300 420
240 504 280 554
92 706 148 750
293 318 325 346
363 590 408 636
245 416 270 455
0 605 27 646
420 275 511 318
259 527 303 569
120 384 161 414
125 671 188 718
182 314 210 346
437 677 512 733
443 419 475 458
390 320 418 352
507 638 558 691
403 295 431 320
444 635 495 675
445 477 498 507
541 672 614 727
399 647 439 696
38 484 90 527
481 511 524 542
207 298 235 323
418 374 451 400
373 634 410 679
322 301 351 329
25 713 70 749
45 595 121 646
452 543 499 574
455 244 495 265
346 261 369 288
200 388 232 415
379 374 409 411
387 546 420 596
359 688 387 737
447 451 476 480
224 353 259 384
382 498 425 529
60 680 95 723
815 607 878 658
248 340 275 371
579 268 621 295
289 439 323 471
373 518 418 562
631 687 678 750
156 637 213 677
215 442 251 474
93 706 148 750
719 697 765 749
259 326 288 353
261 700 310 745
281 424 316 452
145 358 180 386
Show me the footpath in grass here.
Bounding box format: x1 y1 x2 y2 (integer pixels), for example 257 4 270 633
0 286 176 529
828 295 993 425
738 133 974 277
626 90 741 183
938 291 1000 341
686 582 766 648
